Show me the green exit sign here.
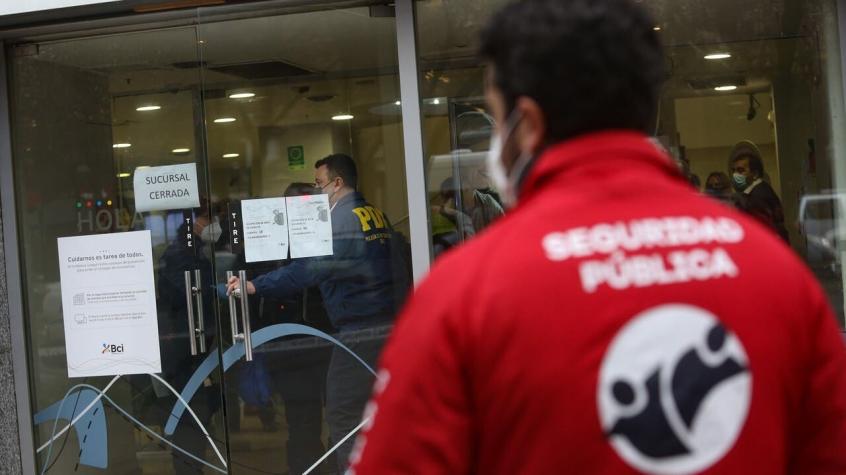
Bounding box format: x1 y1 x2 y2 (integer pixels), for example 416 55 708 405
288 146 305 170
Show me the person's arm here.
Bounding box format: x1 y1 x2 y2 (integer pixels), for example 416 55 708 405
348 280 474 474
790 285 846 473
248 256 333 300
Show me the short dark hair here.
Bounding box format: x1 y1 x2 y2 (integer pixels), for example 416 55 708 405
315 153 358 190
730 153 764 178
479 0 666 142
284 182 318 197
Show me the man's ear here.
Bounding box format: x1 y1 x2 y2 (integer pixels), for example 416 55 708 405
515 96 547 157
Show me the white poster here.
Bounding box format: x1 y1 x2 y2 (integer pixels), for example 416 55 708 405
133 163 201 212
57 230 161 378
286 194 334 258
242 197 290 263
0 0 118 15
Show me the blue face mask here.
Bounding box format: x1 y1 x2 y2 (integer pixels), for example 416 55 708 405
732 173 748 190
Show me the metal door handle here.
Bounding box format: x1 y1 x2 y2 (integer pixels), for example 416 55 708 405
239 270 253 362
226 270 253 361
193 269 206 354
226 270 240 342
184 270 198 356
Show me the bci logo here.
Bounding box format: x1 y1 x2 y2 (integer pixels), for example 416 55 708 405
101 343 125 354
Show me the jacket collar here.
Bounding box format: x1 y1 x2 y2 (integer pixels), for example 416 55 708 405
518 130 685 204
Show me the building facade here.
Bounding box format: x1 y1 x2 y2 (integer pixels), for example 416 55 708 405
1 0 846 473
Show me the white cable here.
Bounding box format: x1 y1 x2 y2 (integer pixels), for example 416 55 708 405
60 384 226 474
302 417 370 475
36 375 120 454
36 373 225 469
148 372 227 468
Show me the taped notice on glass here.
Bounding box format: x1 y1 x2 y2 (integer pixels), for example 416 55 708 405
286 194 333 258
133 163 200 212
242 197 290 263
57 230 161 378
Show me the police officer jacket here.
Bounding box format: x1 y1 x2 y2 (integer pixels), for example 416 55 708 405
252 191 407 331
350 131 846 474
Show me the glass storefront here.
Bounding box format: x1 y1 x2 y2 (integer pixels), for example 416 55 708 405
3 0 846 473
418 0 846 327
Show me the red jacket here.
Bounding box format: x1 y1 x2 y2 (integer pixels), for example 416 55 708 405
349 131 846 474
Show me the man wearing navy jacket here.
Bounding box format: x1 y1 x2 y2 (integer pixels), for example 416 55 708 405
349 0 846 474
227 153 409 471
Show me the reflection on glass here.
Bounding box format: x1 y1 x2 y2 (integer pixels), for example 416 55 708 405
198 4 412 474
417 0 846 327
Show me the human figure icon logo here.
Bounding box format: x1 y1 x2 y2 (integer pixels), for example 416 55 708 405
597 304 751 474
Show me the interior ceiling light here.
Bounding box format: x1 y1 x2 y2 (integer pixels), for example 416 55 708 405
653 26 662 31
223 153 240 158
395 100 402 106
214 117 237 123
136 166 150 169
117 172 131 178
715 85 738 91
136 105 161 111
229 92 256 99
705 53 732 60
172 148 191 154
332 114 354 121
113 143 132 149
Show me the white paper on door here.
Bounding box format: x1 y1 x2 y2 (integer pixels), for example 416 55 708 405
57 230 162 378
133 163 201 212
286 194 333 258
242 197 290 263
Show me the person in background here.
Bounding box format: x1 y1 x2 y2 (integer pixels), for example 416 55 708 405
348 0 846 474
226 154 410 472
729 140 789 242
704 171 734 204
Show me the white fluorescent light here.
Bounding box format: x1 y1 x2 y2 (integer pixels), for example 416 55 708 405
136 166 150 169
229 92 256 99
653 26 662 31
136 105 161 112
432 98 440 105
112 143 132 149
117 172 131 178
715 85 738 91
332 114 354 121
222 153 240 158
395 101 401 106
705 53 732 60
214 117 237 123
172 148 191 154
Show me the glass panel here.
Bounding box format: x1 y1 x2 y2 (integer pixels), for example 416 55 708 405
415 0 510 259
416 0 846 327
197 4 411 474
651 0 846 326
10 27 232 473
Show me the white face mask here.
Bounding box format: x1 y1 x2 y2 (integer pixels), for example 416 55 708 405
486 111 533 208
200 218 222 243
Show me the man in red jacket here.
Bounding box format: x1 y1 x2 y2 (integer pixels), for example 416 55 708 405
348 0 846 473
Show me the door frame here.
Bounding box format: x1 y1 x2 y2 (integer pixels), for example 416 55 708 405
0 0 432 472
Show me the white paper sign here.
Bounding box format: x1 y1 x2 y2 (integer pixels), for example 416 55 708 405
242 197 290 263
286 194 334 258
57 230 162 378
0 0 118 15
133 163 201 212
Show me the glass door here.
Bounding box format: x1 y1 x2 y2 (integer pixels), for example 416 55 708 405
10 27 234 474
197 3 411 474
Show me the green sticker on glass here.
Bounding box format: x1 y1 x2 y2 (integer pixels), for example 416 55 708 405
288 145 305 170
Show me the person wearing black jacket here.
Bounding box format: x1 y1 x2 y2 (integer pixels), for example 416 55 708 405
729 141 790 243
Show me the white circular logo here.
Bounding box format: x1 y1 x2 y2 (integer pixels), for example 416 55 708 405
597 304 751 474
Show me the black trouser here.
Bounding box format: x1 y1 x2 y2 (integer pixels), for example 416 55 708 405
325 332 386 473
